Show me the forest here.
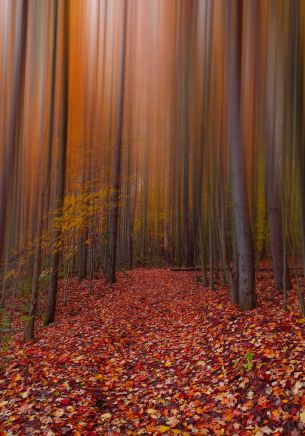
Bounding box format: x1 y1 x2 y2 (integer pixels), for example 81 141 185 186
1 0 305 434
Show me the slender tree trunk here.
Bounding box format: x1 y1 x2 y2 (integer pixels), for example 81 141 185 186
227 0 256 310
45 0 70 325
78 229 88 281
106 0 128 284
24 44 48 340
265 2 290 291
0 0 28 286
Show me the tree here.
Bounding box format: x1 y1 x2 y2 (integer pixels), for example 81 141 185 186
265 1 290 292
45 0 70 325
227 0 256 310
0 0 28 306
106 0 128 285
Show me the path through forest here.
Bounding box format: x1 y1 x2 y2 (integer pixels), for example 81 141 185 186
1 269 305 434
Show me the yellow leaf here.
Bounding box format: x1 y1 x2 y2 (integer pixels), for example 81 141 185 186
147 408 157 415
101 412 112 420
158 426 170 433
300 410 305 423
165 361 172 367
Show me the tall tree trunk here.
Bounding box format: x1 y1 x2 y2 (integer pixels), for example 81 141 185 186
24 17 49 340
45 0 70 325
227 0 256 310
265 1 290 291
0 0 28 291
106 0 128 284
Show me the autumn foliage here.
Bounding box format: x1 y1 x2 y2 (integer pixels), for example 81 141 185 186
1 0 305 433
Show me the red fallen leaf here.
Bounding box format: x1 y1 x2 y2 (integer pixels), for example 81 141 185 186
89 389 104 400
2 268 305 434
26 349 38 356
258 396 269 408
289 407 299 415
59 398 71 406
257 371 271 382
232 409 241 417
134 374 147 382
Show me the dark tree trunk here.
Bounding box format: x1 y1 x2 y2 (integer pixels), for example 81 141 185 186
45 0 70 325
265 2 290 291
106 0 128 285
227 0 256 310
78 230 88 281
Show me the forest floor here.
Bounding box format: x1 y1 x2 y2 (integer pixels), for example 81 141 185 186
1 269 305 435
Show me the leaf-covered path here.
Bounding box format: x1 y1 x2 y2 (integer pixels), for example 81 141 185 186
1 269 305 435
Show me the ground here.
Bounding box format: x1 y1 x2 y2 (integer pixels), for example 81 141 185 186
1 269 305 435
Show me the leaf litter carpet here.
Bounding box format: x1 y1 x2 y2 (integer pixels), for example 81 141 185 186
1 269 305 435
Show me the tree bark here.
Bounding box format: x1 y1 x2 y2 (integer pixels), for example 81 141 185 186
265 1 290 291
227 0 256 310
45 0 70 325
106 0 128 285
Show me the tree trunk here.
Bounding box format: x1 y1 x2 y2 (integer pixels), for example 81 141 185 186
0 0 28 281
45 0 70 325
106 0 128 285
227 0 256 310
265 2 290 291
